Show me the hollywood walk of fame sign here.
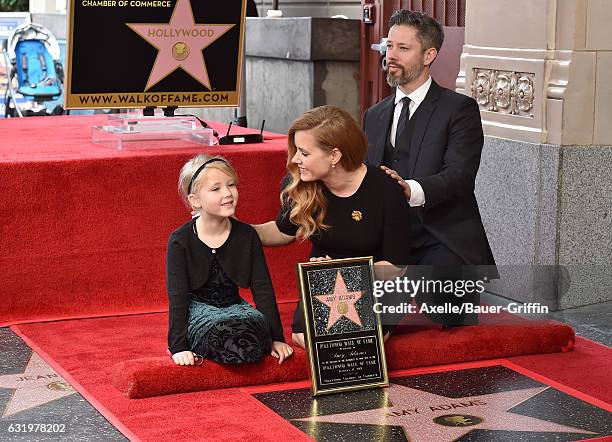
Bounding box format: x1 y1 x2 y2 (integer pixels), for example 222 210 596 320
65 0 245 109
297 257 388 396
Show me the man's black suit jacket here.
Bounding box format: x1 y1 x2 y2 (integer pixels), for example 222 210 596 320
363 80 496 268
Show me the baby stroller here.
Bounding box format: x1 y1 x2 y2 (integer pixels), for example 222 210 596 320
2 22 64 117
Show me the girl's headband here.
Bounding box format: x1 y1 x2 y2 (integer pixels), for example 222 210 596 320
187 158 227 194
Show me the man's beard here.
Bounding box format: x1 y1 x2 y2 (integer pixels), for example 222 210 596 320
386 63 424 88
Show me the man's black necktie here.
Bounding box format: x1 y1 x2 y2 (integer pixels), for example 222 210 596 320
394 96 411 146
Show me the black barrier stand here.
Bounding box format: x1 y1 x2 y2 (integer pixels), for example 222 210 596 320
163 106 177 117
142 106 177 117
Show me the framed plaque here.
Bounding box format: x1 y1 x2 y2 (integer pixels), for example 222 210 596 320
298 257 389 396
64 0 245 109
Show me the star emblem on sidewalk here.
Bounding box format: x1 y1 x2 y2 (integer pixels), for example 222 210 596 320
127 0 234 90
314 270 363 330
0 353 75 417
295 383 596 441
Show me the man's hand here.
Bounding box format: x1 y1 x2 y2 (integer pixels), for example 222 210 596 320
271 341 294 364
381 166 411 200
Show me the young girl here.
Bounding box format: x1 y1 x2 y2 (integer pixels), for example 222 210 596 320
167 154 293 365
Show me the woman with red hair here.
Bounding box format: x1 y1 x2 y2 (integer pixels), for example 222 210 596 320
254 105 412 348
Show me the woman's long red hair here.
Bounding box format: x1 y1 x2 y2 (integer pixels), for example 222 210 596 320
283 105 368 240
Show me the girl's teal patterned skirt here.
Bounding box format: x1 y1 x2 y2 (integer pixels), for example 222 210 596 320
187 299 272 364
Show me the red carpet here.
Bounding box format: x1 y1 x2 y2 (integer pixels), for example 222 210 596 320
0 115 308 326
11 310 609 441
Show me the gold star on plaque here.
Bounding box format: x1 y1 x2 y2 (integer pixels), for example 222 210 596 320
314 271 363 330
351 210 363 221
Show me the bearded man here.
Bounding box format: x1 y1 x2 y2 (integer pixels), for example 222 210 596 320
363 10 497 328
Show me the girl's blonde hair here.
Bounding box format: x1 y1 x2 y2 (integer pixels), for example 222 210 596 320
178 154 238 212
283 106 367 240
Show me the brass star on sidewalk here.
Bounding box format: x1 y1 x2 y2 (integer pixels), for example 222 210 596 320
0 353 75 417
296 383 596 441
127 0 234 91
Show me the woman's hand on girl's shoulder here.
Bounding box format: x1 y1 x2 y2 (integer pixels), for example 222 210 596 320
172 350 198 365
271 341 293 364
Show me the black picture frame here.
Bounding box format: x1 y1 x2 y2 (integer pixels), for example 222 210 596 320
297 256 389 396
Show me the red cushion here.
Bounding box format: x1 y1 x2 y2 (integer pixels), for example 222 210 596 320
112 320 575 398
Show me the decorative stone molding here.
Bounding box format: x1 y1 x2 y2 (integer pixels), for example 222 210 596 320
516 75 535 113
472 69 490 106
470 68 535 117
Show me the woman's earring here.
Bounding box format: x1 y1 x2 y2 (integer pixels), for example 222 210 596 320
331 163 336 168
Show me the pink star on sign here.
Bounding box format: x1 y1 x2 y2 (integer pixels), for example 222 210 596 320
127 0 234 91
315 270 363 330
